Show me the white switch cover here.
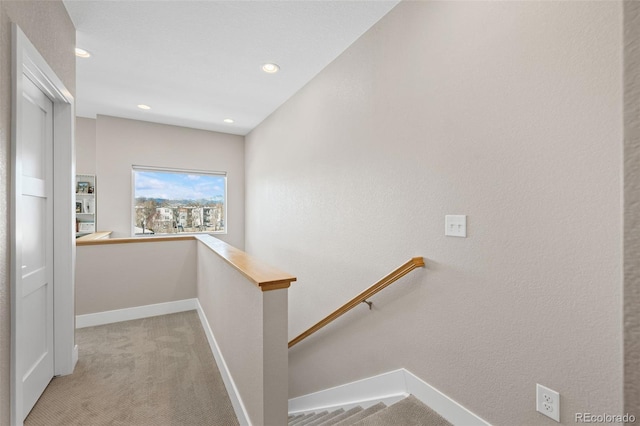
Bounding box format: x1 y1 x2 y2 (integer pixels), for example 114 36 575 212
445 215 466 237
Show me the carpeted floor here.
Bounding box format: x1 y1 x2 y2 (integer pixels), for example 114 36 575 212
25 311 239 426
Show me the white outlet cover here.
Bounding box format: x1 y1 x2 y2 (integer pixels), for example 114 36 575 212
445 215 467 237
536 384 560 422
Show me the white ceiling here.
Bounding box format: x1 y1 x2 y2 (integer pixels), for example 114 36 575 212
63 1 399 136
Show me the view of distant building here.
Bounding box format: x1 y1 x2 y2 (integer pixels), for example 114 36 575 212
134 200 224 235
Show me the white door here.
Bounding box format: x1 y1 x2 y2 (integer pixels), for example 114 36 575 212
16 74 55 420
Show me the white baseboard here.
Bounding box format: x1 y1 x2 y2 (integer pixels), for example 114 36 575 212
76 299 199 328
403 369 491 426
288 369 491 426
195 300 251 426
288 369 408 415
72 344 78 370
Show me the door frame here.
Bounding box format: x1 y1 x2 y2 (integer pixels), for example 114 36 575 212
11 24 76 425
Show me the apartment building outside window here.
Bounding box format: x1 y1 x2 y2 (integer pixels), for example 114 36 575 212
132 166 226 235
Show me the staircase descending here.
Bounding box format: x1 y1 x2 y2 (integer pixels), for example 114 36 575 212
288 395 452 426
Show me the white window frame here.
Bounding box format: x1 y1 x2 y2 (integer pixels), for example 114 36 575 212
131 165 227 237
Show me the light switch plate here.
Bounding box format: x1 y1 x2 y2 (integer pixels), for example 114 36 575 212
445 215 466 237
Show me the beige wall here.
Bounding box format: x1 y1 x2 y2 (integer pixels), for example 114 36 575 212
624 0 640 417
76 117 96 175
0 2 75 424
246 1 624 424
76 241 197 315
94 115 245 248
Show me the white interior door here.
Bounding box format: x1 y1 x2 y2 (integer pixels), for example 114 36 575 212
11 24 76 426
16 74 55 420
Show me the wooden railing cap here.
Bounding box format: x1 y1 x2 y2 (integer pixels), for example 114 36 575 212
195 235 296 291
76 233 297 292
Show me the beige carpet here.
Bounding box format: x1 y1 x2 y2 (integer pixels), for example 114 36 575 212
352 396 451 426
25 311 239 426
289 396 452 426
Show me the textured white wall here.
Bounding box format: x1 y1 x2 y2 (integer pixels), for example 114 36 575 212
0 2 75 424
246 1 624 424
95 115 245 248
624 0 640 417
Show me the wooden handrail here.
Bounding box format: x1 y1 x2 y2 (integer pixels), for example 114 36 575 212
288 257 425 348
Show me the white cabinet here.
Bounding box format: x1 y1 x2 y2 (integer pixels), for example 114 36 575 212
75 174 96 236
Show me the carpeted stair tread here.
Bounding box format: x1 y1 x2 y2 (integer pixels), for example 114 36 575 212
352 395 452 426
331 402 387 426
307 408 345 426
299 411 329 425
291 413 317 425
317 406 363 426
289 414 306 424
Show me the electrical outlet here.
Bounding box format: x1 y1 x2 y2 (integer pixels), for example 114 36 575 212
536 384 560 422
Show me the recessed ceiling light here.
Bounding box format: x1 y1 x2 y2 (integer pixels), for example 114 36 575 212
223 118 234 124
75 48 91 58
261 63 280 74
137 104 151 110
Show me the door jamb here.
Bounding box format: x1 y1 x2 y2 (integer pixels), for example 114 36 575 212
11 24 76 425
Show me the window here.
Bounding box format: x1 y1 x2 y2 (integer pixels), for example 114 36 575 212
132 166 226 235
